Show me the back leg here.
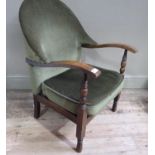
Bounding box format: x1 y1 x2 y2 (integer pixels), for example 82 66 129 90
112 93 121 112
33 95 40 119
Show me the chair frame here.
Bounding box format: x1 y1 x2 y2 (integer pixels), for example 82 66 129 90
27 43 137 152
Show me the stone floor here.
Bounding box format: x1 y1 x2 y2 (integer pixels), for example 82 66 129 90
6 89 148 155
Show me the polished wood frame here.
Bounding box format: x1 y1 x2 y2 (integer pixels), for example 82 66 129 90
27 43 137 153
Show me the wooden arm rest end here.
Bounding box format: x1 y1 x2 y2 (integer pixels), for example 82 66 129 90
26 58 101 78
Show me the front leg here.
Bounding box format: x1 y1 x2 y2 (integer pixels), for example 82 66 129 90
76 73 88 152
76 104 87 152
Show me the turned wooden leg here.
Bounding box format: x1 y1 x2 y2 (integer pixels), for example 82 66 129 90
112 50 127 112
33 95 40 119
112 93 121 112
76 73 88 152
76 104 87 153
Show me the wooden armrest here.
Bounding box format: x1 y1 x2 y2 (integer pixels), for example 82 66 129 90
82 43 137 53
26 58 101 78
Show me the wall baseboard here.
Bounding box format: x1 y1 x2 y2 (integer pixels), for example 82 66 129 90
6 75 148 90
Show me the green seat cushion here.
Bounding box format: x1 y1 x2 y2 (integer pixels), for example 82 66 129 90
42 67 124 115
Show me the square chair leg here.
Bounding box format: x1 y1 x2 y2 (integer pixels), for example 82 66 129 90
33 95 40 119
112 93 121 112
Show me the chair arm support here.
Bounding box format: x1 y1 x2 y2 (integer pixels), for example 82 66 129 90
26 58 101 78
120 50 128 76
82 43 137 53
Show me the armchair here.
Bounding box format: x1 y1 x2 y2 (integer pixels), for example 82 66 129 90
19 0 137 152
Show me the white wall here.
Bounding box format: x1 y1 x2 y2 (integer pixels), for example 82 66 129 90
6 0 148 89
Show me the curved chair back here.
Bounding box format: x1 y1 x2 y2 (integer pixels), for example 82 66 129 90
19 0 95 94
19 0 95 62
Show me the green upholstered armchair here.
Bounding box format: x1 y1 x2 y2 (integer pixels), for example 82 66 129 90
19 0 137 152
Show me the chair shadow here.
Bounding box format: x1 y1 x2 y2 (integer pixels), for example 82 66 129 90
52 129 76 150
37 106 76 150
6 90 76 151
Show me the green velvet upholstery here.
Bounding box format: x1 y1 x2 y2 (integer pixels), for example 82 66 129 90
19 0 124 115
42 68 124 115
25 40 69 94
19 0 96 63
19 0 96 94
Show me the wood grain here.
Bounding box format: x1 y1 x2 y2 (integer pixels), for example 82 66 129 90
76 73 88 152
82 43 137 53
120 50 128 75
26 58 101 78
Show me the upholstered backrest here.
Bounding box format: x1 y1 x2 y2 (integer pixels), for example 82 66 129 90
19 0 95 63
19 0 96 94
